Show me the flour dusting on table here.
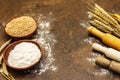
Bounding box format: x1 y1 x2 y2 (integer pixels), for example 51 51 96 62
26 13 57 75
86 68 111 76
80 20 90 28
93 69 111 76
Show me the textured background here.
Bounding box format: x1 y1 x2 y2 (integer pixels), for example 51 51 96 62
0 0 120 80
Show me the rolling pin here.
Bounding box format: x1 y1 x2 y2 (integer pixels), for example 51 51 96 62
92 43 120 62
96 56 120 74
88 27 120 51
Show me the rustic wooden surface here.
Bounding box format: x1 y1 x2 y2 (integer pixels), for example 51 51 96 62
0 0 120 80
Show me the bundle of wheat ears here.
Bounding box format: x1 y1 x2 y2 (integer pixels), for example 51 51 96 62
0 39 15 80
86 0 120 37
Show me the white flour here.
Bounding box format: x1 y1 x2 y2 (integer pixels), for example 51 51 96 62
93 69 111 76
80 20 90 28
31 13 57 75
83 37 95 45
87 52 102 63
86 68 111 76
8 42 41 68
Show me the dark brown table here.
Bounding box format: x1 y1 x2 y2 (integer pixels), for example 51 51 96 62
0 0 120 80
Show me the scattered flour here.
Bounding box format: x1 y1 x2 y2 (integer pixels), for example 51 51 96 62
93 69 111 76
83 37 100 45
87 57 95 62
83 37 94 44
87 52 102 63
87 12 93 19
31 13 57 75
80 20 90 28
86 68 111 76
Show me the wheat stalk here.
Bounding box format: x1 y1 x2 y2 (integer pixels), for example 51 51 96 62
88 12 110 26
94 4 119 27
86 0 120 37
89 19 113 33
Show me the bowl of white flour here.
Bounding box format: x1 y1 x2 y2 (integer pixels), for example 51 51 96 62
4 40 42 70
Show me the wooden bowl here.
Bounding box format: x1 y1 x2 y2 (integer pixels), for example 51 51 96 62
5 16 38 40
4 40 42 70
